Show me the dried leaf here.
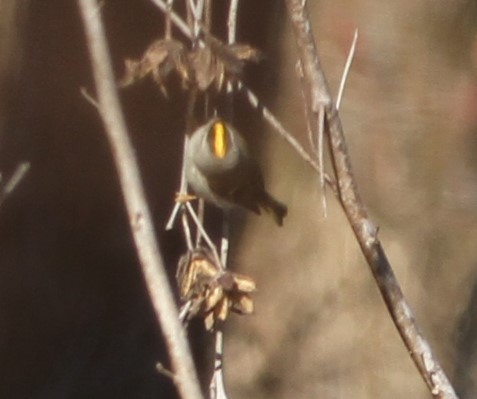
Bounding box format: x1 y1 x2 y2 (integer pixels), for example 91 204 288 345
189 47 216 91
119 33 261 95
231 273 257 293
205 285 224 311
231 294 254 314
187 32 262 92
202 31 262 75
204 311 215 331
215 296 230 322
228 44 263 63
176 247 256 330
118 38 190 93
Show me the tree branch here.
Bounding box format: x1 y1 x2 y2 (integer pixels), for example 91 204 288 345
284 1 458 398
77 1 203 398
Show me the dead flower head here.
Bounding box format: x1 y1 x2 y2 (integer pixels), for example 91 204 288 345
118 38 190 95
118 33 261 95
177 248 256 330
190 33 262 91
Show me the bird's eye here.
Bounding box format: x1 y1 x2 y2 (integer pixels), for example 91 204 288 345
209 121 228 159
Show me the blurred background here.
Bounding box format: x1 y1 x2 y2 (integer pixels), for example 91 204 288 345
0 1 476 398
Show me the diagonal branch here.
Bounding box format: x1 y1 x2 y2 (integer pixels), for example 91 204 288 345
77 1 203 398
0 162 30 208
284 1 458 398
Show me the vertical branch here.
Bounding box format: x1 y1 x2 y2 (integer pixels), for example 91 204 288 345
209 2 241 398
227 0 239 44
225 0 239 112
165 0 174 38
284 1 458 398
77 1 203 398
187 0 204 41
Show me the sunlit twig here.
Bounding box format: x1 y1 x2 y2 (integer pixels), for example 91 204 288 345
0 162 30 208
336 29 358 110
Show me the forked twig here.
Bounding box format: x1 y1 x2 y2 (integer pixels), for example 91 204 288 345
184 201 221 265
285 1 458 398
77 1 203 398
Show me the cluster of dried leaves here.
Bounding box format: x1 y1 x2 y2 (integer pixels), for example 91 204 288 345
120 28 261 331
177 248 256 330
119 33 261 95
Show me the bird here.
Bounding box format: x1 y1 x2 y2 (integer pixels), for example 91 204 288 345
185 117 287 226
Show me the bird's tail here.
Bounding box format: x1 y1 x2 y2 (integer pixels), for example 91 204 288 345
261 193 288 226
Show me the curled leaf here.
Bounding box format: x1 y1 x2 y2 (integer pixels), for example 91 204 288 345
176 247 257 330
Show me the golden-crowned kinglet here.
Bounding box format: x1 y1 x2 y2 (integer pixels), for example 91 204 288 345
185 118 287 226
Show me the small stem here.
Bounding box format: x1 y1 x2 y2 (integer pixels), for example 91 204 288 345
185 202 221 266
336 29 358 111
227 0 239 44
165 0 174 39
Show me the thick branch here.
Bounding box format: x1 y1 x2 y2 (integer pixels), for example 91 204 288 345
77 1 203 398
285 1 458 398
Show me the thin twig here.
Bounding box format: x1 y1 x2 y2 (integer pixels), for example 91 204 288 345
209 330 228 399
225 0 239 110
165 201 181 231
285 1 458 398
237 82 337 193
0 162 30 208
164 0 174 39
194 198 205 247
296 51 328 215
181 210 194 251
156 362 177 380
295 61 317 155
204 0 212 32
77 2 203 398
166 136 190 230
227 0 239 44
179 300 193 323
187 0 204 40
209 214 231 399
336 29 358 110
210 3 241 397
185 202 221 265
317 106 327 216
80 86 100 108
151 0 190 37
